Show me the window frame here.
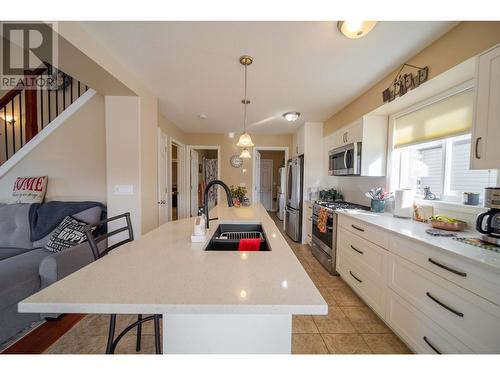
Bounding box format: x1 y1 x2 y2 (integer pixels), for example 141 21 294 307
387 80 499 207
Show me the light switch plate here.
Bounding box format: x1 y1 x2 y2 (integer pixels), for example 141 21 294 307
114 185 134 195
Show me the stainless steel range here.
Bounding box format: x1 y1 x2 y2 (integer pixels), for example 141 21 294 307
310 201 368 275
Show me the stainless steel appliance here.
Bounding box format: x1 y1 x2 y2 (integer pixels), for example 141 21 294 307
476 187 500 246
328 142 361 176
311 201 368 275
284 156 304 242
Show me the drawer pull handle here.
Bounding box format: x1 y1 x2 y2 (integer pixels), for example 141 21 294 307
349 271 362 283
351 224 365 232
428 258 467 277
426 292 464 317
423 336 442 354
350 245 364 254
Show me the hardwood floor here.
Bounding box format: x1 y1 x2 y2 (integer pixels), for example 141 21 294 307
1 314 86 354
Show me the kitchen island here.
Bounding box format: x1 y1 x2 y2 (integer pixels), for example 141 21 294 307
19 204 327 354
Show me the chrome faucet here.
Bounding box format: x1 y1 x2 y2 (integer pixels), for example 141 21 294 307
203 179 234 228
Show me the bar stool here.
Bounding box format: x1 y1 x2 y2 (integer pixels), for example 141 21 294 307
85 213 162 354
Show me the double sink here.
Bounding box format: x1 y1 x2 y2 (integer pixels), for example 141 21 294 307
204 224 271 251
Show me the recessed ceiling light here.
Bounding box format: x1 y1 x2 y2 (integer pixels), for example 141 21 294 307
228 132 235 138
337 21 377 39
198 114 208 119
283 112 301 122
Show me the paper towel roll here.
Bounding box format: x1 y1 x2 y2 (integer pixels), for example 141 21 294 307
393 189 415 218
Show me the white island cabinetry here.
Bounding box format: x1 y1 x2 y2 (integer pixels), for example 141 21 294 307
19 204 327 354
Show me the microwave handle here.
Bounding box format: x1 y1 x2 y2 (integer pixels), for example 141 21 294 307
343 150 348 169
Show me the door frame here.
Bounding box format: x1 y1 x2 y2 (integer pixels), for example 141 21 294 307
157 128 170 225
169 137 186 221
260 158 274 211
185 145 221 217
252 146 289 206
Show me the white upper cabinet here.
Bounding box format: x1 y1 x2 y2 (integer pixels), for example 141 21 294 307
330 115 388 176
471 44 500 169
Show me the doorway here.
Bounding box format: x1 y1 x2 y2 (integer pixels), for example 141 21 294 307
187 146 221 217
169 138 185 221
253 148 287 213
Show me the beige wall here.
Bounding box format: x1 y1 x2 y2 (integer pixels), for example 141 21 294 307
185 133 293 202
0 93 106 203
58 23 163 235
324 22 500 136
259 150 286 200
158 114 188 144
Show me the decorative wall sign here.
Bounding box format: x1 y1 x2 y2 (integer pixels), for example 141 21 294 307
382 64 429 103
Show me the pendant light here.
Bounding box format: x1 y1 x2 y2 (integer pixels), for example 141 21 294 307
240 148 251 159
236 55 254 149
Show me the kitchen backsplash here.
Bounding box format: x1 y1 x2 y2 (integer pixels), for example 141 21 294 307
321 175 386 206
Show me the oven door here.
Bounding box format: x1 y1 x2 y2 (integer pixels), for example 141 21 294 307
312 214 333 255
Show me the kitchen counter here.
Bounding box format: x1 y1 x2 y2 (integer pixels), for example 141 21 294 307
338 210 500 273
19 204 327 353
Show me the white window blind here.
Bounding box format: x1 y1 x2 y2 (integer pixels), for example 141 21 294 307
394 89 473 148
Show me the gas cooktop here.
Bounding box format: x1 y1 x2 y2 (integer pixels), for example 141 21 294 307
314 201 369 211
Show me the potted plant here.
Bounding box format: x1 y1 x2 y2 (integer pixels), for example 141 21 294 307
230 185 248 207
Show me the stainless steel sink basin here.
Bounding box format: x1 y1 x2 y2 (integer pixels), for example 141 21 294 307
204 224 271 251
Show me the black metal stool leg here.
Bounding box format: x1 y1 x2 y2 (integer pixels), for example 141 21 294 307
154 315 162 354
106 314 117 354
136 314 142 352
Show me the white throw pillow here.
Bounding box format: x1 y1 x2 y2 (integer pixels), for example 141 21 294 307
11 176 48 204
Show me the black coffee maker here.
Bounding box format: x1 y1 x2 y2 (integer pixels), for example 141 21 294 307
476 187 500 246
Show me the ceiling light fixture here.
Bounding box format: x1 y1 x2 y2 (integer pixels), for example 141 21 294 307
228 132 235 138
236 55 254 150
337 21 377 39
283 112 301 122
240 148 251 159
198 114 208 119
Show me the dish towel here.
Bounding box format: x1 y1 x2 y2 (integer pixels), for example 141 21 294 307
238 238 261 251
317 207 328 233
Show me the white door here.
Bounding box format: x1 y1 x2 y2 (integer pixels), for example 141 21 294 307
190 149 199 217
260 159 273 211
254 150 261 204
157 129 169 225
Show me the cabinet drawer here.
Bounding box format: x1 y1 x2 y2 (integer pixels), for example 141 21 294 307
337 247 386 316
338 215 389 249
387 290 472 354
337 226 386 280
390 235 500 306
388 254 500 353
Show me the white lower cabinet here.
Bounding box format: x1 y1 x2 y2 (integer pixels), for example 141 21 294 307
337 245 387 317
386 290 473 354
336 214 500 354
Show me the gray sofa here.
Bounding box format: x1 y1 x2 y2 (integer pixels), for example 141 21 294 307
0 203 103 345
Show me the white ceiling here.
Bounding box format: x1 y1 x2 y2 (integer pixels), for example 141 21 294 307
79 21 456 134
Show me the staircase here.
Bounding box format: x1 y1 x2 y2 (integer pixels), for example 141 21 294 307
0 65 89 166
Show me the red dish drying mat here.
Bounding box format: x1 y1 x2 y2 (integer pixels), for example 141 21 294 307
238 238 261 251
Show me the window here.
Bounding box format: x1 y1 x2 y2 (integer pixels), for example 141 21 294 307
392 134 497 203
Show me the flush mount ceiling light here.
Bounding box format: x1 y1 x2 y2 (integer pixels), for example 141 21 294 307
198 114 208 119
337 21 377 39
283 112 301 122
240 148 252 159
236 55 254 149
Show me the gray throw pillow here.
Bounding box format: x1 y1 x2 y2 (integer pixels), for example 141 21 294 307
45 216 90 253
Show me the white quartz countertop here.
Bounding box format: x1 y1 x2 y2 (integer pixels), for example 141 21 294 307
338 210 500 273
19 204 327 315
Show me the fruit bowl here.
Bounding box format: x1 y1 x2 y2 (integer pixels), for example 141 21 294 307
429 215 467 232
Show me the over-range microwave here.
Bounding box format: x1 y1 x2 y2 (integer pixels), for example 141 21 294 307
328 142 361 176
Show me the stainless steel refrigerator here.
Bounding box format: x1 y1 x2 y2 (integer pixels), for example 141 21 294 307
276 167 286 220
285 155 303 242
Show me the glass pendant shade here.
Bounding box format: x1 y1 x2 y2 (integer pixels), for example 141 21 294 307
240 148 252 159
236 132 254 147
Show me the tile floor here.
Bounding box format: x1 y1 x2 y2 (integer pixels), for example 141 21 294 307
43 212 411 354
